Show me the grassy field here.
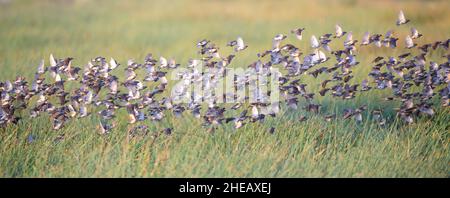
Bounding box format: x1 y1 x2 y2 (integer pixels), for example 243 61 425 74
0 0 449 177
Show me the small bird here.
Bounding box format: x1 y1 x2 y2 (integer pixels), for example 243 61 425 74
99 119 114 134
372 56 384 63
273 34 287 50
304 103 321 113
98 108 115 120
168 58 180 69
109 57 119 70
197 39 210 48
161 127 172 135
227 37 248 52
405 35 416 49
125 68 137 81
353 110 363 122
251 105 259 119
372 109 386 126
324 114 336 122
398 52 411 61
396 10 410 26
268 127 275 134
344 32 355 47
389 37 399 48
360 79 372 91
291 27 305 40
410 27 422 39
361 32 370 46
234 37 248 52
334 24 347 38
310 35 320 49
79 104 89 118
49 54 57 67
370 34 383 47
36 59 46 74
159 56 168 68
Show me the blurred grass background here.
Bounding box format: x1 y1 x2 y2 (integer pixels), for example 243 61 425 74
0 0 449 177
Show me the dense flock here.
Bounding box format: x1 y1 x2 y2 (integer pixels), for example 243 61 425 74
0 10 449 137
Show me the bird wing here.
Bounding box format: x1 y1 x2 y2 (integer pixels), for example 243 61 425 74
55 73 62 82
237 37 245 49
410 27 419 38
109 80 118 93
272 39 281 49
110 57 118 70
37 59 45 74
251 106 259 118
362 32 370 44
311 35 319 48
335 24 343 36
345 32 353 44
160 56 167 67
126 69 136 80
405 35 414 48
398 10 406 23
49 54 57 67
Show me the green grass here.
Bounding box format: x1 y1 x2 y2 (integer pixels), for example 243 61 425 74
0 0 449 177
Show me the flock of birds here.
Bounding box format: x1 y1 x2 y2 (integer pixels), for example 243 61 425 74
0 10 449 137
